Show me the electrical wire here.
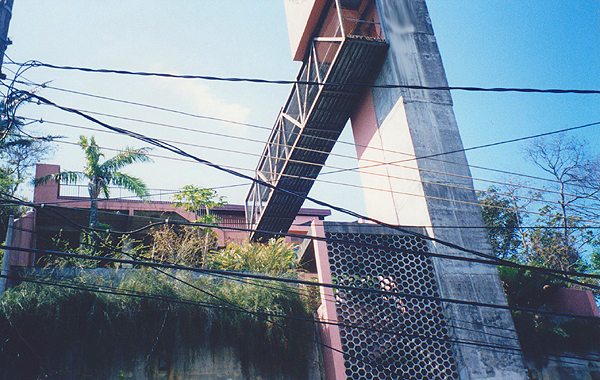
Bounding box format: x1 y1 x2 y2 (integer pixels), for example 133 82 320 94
7 273 599 367
3 244 600 322
4 194 600 299
25 113 600 217
30 134 600 226
1 272 533 358
4 94 600 286
9 74 599 204
10 60 600 94
29 92 600 198
8 70 600 200
4 89 600 322
6 200 600 359
10 220 600 361
11 208 600 278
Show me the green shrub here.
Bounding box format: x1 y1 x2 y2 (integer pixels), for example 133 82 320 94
207 238 298 275
0 267 316 379
499 266 600 353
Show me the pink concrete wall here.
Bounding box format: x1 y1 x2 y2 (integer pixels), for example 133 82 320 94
33 163 60 203
8 211 36 267
350 92 400 225
547 288 600 317
310 221 346 380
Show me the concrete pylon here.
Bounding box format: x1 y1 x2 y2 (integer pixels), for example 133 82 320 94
349 2 527 379
284 0 528 379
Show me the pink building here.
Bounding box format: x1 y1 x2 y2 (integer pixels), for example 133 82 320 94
6 163 330 268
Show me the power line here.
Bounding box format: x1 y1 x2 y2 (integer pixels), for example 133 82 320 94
20 95 600 214
28 113 600 214
33 135 600 225
8 74 591 196
8 272 600 366
14 93 600 294
5 199 600 350
31 199 600 286
12 219 600 359
7 88 600 283
3 244 600 321
7 67 597 205
6 193 600 288
10 75 599 202
22 78 600 195
2 272 532 359
11 60 600 94
322 120 600 176
12 111 598 223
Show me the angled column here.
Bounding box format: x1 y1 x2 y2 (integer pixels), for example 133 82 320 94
350 1 527 379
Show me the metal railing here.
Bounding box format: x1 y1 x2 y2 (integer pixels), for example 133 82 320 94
58 183 179 203
246 0 386 238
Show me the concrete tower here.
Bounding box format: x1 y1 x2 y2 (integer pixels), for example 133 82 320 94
273 1 529 379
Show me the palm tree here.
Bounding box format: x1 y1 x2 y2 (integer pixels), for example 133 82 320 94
35 135 152 228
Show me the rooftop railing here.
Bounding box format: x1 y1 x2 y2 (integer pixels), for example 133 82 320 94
58 183 179 203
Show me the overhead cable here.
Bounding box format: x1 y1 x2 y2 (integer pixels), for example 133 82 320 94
11 60 600 94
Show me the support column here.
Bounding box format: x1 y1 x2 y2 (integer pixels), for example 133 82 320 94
310 220 346 380
349 1 527 379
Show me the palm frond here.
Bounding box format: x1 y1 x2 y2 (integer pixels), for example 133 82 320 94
33 171 86 186
100 182 110 199
101 147 152 173
78 135 104 177
109 172 150 199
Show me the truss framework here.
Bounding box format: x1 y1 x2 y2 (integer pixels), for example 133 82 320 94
246 0 388 241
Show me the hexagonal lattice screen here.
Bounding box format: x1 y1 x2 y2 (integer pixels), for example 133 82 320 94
325 229 458 380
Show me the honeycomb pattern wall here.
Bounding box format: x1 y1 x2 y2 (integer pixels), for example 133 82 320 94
325 229 458 380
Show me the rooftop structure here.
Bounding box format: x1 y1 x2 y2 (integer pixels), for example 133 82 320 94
6 163 330 267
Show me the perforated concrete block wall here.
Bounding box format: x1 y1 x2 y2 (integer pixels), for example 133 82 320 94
325 224 459 379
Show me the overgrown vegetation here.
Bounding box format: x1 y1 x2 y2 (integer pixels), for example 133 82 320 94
145 224 217 268
0 90 54 237
0 237 316 380
34 135 152 229
499 267 600 354
477 136 600 355
43 228 141 268
207 238 298 275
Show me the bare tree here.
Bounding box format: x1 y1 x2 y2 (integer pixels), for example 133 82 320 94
525 136 600 270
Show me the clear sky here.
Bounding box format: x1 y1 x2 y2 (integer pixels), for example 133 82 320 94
5 1 600 221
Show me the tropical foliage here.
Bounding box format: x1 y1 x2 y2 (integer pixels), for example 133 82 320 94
34 135 151 228
0 267 315 379
145 224 214 268
0 90 54 236
207 238 299 276
500 266 600 353
477 136 600 353
172 184 226 225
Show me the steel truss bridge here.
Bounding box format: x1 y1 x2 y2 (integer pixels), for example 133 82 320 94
246 0 388 241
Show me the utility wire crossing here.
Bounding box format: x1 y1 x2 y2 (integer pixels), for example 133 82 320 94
11 60 600 94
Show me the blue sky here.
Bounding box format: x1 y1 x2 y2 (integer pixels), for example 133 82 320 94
5 1 600 221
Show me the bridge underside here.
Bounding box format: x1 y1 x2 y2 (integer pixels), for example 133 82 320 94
246 0 388 241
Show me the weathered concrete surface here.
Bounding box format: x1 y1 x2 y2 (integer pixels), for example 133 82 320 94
349 1 528 379
525 352 600 380
116 344 324 380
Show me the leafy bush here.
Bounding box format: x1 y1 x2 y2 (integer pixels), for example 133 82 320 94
0 267 316 380
41 228 142 268
499 266 600 353
145 224 217 267
207 238 298 275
